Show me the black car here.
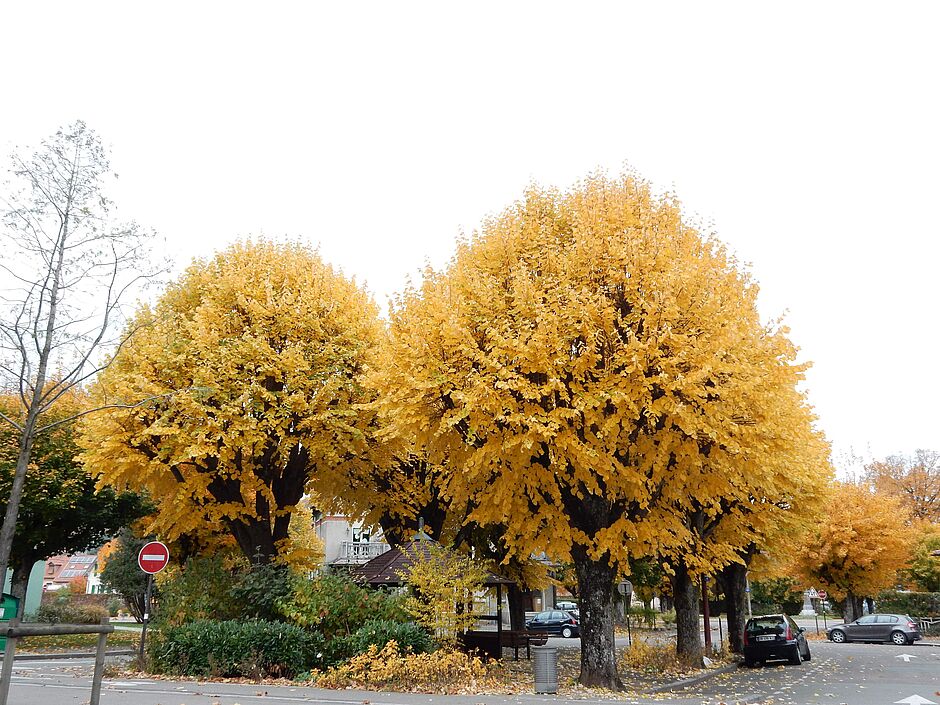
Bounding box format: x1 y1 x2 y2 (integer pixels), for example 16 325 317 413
827 613 922 645
742 614 811 666
525 609 580 638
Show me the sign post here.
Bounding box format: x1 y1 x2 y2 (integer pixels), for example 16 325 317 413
137 541 169 664
818 590 828 629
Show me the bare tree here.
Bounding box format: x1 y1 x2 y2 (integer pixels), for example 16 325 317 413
0 120 163 586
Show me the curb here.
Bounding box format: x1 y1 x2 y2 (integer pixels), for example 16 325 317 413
650 660 740 693
2 649 136 661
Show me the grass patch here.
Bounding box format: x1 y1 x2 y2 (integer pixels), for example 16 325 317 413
17 629 139 652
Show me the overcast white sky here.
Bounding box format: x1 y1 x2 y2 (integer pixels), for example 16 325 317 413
2 2 937 472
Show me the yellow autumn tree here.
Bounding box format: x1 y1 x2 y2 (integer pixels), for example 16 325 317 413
400 543 489 646
795 481 917 621
372 173 823 687
865 450 940 524
80 240 383 564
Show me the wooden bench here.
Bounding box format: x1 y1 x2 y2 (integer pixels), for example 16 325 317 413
460 630 549 660
506 629 548 660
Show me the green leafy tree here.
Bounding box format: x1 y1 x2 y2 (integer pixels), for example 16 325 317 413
0 393 151 615
99 529 152 622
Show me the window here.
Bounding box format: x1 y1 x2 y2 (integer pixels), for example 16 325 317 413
875 615 898 623
747 617 784 631
856 616 877 624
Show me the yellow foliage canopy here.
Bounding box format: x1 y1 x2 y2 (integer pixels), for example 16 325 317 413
865 450 940 524
795 482 917 599
373 174 828 572
80 240 383 562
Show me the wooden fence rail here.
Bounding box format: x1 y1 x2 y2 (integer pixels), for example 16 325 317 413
0 616 113 705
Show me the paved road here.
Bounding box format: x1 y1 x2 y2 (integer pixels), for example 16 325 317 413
671 640 940 705
5 641 939 705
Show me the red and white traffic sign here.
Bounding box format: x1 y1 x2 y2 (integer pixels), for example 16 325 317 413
818 590 828 600
137 541 170 574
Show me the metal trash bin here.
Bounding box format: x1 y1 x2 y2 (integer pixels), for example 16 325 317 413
532 645 558 694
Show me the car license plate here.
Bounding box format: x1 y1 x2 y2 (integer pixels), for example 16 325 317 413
757 635 775 641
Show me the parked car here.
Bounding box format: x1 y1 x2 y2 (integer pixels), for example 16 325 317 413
827 613 922 645
742 614 811 667
525 609 580 638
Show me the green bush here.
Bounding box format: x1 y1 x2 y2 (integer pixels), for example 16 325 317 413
154 556 242 627
660 609 677 627
875 590 940 618
150 619 326 678
278 573 408 638
230 562 293 622
627 605 657 628
348 619 434 655
35 602 109 624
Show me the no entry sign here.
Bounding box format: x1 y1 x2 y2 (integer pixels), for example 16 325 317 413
137 541 170 574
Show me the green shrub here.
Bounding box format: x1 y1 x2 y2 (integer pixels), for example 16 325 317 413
35 602 109 624
348 619 434 655
875 590 940 618
230 562 292 622
278 573 408 638
106 597 124 617
150 619 326 678
627 605 656 628
660 609 677 627
154 556 242 626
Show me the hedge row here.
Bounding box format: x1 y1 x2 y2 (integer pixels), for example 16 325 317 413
151 620 324 678
875 591 940 618
150 619 434 679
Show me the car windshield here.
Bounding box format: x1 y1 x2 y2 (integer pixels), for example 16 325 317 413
747 617 785 633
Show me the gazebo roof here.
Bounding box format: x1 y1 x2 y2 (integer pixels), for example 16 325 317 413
351 535 514 587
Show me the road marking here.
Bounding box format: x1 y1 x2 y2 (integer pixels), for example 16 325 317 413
894 696 936 705
895 653 917 662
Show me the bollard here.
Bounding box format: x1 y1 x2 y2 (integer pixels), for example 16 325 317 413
532 645 558 694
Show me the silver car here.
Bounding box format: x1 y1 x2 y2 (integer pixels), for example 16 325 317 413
827 613 922 645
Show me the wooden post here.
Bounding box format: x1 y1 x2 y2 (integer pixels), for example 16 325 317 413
90 615 109 705
0 618 20 705
702 576 712 651
496 583 503 658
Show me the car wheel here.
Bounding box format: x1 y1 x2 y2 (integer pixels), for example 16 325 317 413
743 656 756 667
829 629 846 643
802 643 812 661
890 630 909 646
561 626 574 638
788 644 803 665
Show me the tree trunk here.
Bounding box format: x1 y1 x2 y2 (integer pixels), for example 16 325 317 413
672 561 702 659
572 545 622 690
228 516 280 563
720 562 748 653
10 556 32 618
507 583 526 631
0 427 37 588
844 591 863 622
